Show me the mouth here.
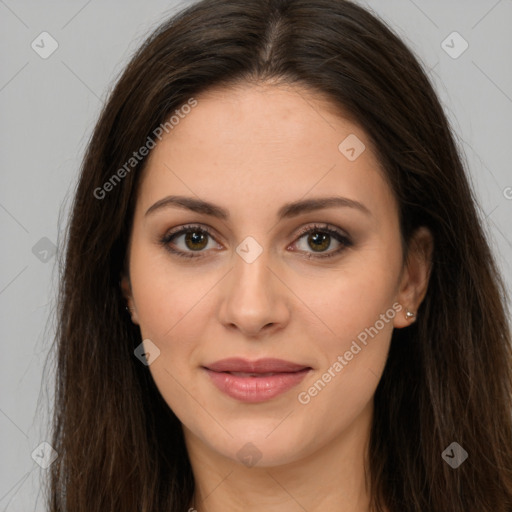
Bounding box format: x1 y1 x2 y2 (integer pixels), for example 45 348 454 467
202 358 312 403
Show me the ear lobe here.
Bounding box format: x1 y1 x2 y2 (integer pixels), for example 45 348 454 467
120 273 139 325
393 226 433 329
120 273 131 300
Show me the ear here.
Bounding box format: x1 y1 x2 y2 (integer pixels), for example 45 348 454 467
393 226 433 329
120 273 140 325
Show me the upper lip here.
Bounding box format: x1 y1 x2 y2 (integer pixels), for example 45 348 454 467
204 358 310 373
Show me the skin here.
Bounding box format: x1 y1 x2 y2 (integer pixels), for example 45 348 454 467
121 82 432 512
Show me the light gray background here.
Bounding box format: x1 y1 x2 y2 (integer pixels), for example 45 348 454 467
1 0 511 509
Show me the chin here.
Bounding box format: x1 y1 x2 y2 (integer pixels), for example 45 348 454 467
195 419 314 468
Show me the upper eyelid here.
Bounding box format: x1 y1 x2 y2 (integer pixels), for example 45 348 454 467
164 223 350 247
165 224 223 244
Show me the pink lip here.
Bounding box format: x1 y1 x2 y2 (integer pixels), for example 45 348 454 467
203 358 312 403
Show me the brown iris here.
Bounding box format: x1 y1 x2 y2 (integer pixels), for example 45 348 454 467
308 231 330 252
185 230 208 251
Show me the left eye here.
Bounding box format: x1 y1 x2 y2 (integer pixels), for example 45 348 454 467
291 224 353 259
160 223 352 259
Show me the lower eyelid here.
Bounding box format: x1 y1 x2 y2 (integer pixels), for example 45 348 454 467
162 228 220 254
161 225 351 258
292 234 351 258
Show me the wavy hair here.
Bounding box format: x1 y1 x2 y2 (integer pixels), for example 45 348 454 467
47 0 512 510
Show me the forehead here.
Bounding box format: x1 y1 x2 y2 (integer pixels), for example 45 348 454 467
151 82 372 162
136 83 395 222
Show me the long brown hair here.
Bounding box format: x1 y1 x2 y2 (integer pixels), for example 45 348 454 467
47 0 512 510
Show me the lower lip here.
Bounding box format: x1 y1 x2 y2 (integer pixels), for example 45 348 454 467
204 368 311 403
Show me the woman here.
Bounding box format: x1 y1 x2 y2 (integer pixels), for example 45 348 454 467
47 0 512 510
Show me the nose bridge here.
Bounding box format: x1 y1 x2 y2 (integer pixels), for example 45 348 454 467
219 237 288 335
232 239 274 309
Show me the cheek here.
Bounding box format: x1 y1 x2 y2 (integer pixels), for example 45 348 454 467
290 243 401 412
296 249 400 354
130 239 207 339
296 280 395 405
128 246 211 416
291 274 397 450
129 249 208 421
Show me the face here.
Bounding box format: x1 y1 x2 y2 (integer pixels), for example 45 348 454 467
122 83 430 468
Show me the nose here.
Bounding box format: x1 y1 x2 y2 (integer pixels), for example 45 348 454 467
217 248 291 339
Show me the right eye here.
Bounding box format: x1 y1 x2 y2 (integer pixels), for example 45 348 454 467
159 224 222 259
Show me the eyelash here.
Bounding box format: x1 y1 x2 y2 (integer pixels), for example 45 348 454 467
159 223 353 260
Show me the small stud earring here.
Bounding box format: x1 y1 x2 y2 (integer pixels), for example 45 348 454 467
125 306 132 313
405 309 416 320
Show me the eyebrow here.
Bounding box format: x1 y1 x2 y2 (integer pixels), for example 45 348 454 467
144 195 371 219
